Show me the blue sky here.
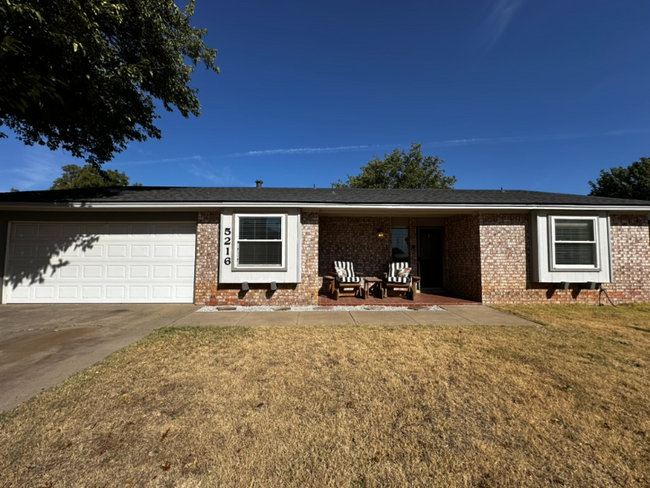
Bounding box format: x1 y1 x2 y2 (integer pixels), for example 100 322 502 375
2 0 649 194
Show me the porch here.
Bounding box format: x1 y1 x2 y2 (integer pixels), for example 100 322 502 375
318 214 483 305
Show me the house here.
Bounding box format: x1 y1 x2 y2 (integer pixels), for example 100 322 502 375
1 186 649 306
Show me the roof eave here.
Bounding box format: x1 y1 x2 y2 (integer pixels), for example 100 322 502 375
2 201 650 212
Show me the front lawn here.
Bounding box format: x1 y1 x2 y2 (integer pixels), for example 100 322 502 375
1 305 649 487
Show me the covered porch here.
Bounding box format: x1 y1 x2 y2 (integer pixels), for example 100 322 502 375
317 211 485 304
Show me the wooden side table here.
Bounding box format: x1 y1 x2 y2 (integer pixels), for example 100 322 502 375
407 275 421 300
323 275 336 299
363 277 383 299
411 275 421 293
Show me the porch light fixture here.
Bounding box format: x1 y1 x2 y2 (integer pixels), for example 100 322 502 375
377 229 385 239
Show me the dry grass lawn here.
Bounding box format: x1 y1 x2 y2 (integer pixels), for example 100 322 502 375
1 305 649 487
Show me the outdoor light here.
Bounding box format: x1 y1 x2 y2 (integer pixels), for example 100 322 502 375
377 229 385 239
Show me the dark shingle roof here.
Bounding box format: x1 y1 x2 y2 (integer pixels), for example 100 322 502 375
1 186 650 207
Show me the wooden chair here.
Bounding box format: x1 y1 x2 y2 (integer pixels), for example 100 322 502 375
332 261 363 300
383 261 413 299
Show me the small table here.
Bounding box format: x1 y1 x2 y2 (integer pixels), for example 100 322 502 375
407 275 421 300
411 275 421 293
363 277 383 299
323 275 336 298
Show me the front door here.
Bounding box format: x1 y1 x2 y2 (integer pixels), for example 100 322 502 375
417 227 444 289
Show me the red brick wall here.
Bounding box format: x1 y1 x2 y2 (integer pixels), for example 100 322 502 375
318 216 393 278
194 211 320 306
604 215 650 303
478 213 650 305
195 211 649 306
194 211 220 305
446 215 482 301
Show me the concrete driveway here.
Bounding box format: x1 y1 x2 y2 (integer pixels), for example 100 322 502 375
0 304 198 412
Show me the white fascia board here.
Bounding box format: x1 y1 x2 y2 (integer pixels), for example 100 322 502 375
3 201 650 212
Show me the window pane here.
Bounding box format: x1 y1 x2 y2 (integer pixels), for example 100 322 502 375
239 217 281 240
239 242 282 265
555 243 595 265
391 228 409 261
555 219 594 241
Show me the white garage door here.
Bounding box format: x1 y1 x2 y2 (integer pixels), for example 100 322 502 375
3 222 196 303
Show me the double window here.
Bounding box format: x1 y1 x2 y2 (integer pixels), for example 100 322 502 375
550 217 599 269
236 215 285 268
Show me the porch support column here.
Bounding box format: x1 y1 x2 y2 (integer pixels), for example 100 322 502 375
408 217 418 275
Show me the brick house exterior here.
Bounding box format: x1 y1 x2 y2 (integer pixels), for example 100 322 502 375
1 187 649 306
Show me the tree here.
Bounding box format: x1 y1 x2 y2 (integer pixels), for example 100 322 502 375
0 0 218 167
50 164 141 190
588 157 650 200
333 143 456 189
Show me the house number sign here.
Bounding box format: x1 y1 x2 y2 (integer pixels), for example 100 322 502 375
223 227 232 266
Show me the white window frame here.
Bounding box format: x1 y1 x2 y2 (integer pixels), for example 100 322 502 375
233 213 287 270
549 216 600 271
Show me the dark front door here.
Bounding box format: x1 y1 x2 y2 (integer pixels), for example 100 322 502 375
417 227 444 289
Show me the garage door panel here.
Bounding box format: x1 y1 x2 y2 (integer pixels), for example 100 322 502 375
58 286 78 299
153 266 173 278
176 286 194 299
108 224 129 234
13 224 36 238
177 245 195 258
61 224 83 237
9 287 31 299
129 286 149 299
107 245 127 258
130 266 149 278
38 225 60 238
106 286 126 299
131 245 150 258
37 245 56 259
154 245 173 258
106 265 127 278
59 266 80 278
152 286 172 299
35 287 55 299
82 286 102 299
83 244 104 257
83 266 103 278
59 246 81 258
175 224 196 235
177 265 194 278
4 222 196 303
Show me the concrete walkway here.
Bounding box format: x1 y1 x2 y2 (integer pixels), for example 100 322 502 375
174 306 539 327
0 304 537 412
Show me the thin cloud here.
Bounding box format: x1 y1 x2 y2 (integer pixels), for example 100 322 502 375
225 144 391 158
188 161 239 186
216 129 650 159
424 132 590 147
477 0 526 52
0 147 65 191
115 155 205 166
